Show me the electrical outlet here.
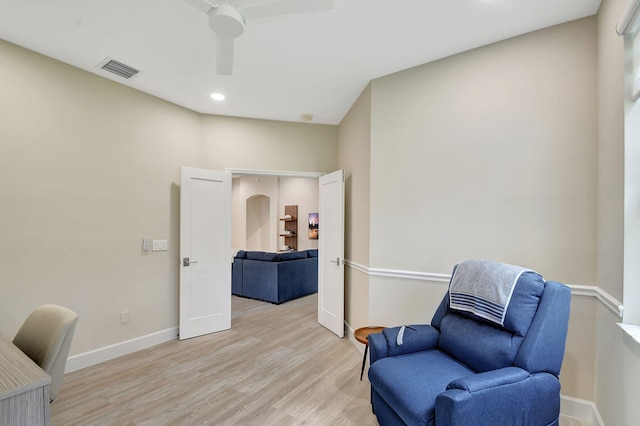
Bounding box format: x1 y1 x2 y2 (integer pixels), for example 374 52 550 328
142 238 150 251
120 311 130 324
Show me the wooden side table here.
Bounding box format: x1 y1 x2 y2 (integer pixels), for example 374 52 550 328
354 326 385 380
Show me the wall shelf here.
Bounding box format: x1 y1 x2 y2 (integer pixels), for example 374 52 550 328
279 205 297 251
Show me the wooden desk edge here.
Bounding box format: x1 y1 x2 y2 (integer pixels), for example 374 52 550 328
0 333 51 400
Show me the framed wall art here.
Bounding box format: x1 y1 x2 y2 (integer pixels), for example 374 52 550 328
308 212 318 239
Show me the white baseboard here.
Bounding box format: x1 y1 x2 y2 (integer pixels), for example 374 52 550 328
561 395 604 426
345 323 364 353
65 327 178 373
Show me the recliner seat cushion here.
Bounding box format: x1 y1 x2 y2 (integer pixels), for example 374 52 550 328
369 350 475 426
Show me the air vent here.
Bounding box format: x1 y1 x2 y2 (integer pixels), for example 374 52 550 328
98 58 140 79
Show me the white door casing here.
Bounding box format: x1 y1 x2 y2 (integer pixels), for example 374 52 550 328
179 166 232 340
318 169 345 337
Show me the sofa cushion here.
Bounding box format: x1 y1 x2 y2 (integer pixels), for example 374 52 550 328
246 251 277 261
449 270 544 337
369 350 474 426
275 251 308 261
234 250 247 259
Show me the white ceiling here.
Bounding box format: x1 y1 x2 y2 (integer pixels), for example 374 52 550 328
0 0 601 125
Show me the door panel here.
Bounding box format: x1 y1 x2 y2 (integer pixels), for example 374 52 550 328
179 167 231 340
318 169 345 337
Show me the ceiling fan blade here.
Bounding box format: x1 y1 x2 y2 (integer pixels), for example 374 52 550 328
184 0 215 14
216 37 235 75
232 0 279 9
240 0 334 20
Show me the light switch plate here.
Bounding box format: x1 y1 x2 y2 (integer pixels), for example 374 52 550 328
152 239 168 251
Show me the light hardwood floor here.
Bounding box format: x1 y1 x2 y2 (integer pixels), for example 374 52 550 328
51 294 378 425
51 294 590 426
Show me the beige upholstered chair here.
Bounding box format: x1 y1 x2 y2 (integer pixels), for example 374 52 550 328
13 304 79 401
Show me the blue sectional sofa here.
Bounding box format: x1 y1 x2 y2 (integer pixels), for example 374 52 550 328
232 249 318 304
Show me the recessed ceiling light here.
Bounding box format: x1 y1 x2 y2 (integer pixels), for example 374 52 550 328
300 113 314 121
210 92 226 101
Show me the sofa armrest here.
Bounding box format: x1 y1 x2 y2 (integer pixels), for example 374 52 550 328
369 325 439 365
436 369 561 426
231 258 244 296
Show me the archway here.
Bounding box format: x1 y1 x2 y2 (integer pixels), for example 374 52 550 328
246 194 270 251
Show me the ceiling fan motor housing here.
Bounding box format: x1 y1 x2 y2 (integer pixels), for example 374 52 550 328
209 3 245 38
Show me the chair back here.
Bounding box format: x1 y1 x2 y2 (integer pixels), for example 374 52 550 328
431 265 570 375
13 304 79 400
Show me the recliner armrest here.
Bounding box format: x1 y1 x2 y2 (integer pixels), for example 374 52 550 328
436 369 561 426
446 366 529 392
368 325 440 365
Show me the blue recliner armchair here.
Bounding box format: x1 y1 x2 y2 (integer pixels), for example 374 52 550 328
368 260 571 426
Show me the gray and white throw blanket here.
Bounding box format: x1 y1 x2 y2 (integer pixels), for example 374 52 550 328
449 259 534 326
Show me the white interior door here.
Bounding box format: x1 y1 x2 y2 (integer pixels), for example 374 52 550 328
179 166 231 340
318 169 345 337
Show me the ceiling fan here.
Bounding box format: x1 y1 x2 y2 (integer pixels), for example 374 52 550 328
184 0 334 75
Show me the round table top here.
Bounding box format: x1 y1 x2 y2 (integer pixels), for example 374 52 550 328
354 326 385 345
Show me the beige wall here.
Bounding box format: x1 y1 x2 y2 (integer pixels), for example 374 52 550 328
338 83 371 329
0 38 338 356
338 84 371 266
369 277 448 327
369 18 597 282
0 38 202 354
200 115 337 173
562 295 597 401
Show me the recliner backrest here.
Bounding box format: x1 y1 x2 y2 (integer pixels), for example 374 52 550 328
514 281 571 376
432 269 548 373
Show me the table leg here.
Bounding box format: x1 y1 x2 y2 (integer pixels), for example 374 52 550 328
360 344 368 381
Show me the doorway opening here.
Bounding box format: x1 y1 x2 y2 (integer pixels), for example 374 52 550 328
246 194 270 251
180 167 344 340
229 169 324 321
